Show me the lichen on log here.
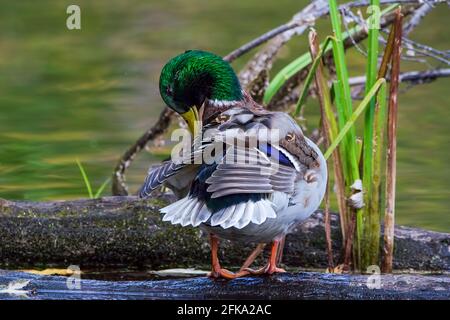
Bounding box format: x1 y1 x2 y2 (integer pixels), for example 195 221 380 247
0 196 448 271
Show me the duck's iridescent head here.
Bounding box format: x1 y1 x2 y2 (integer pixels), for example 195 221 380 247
159 50 242 133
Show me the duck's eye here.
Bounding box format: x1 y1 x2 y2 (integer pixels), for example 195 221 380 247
166 86 174 96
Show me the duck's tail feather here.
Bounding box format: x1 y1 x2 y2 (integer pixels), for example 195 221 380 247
161 197 210 227
211 199 277 230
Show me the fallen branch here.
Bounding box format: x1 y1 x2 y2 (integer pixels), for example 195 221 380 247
0 196 448 271
348 68 450 86
1 270 449 300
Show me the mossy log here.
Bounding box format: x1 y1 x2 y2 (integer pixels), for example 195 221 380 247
0 196 448 271
0 270 449 300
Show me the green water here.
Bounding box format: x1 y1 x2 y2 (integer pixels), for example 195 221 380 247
0 1 448 232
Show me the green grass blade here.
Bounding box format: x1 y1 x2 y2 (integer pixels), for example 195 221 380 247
363 0 381 181
367 81 387 266
94 177 111 199
293 36 334 117
76 159 94 199
331 80 349 180
324 78 386 160
329 0 363 268
264 49 323 105
329 0 358 179
361 0 381 269
308 29 348 241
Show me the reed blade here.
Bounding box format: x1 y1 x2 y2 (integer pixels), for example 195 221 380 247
383 8 403 274
76 159 94 199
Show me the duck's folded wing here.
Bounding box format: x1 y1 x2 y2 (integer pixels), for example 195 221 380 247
138 129 207 198
139 161 188 198
205 146 297 199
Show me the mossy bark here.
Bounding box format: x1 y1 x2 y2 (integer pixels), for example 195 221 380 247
0 196 448 271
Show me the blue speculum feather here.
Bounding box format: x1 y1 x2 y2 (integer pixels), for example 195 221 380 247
258 143 294 168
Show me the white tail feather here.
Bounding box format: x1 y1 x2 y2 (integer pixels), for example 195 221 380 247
235 201 254 229
194 205 212 226
161 197 277 230
181 201 202 226
220 202 246 229
211 205 236 226
172 198 198 225
161 197 205 227
190 204 205 226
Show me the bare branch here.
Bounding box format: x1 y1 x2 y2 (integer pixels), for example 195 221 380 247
223 24 299 63
224 0 435 62
238 0 329 93
348 68 450 86
267 5 419 111
345 0 445 8
403 2 435 36
400 37 450 65
112 108 174 196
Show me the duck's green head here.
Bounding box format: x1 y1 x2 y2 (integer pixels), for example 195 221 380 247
159 50 242 133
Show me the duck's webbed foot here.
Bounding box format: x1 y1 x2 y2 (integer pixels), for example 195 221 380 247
208 234 250 280
245 239 286 275
246 265 286 275
208 268 250 279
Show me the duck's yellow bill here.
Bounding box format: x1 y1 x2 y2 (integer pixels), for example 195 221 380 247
181 106 201 135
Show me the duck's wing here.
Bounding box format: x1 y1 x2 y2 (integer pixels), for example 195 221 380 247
158 106 326 230
139 110 251 199
139 160 189 198
203 106 325 196
205 145 298 199
138 129 206 198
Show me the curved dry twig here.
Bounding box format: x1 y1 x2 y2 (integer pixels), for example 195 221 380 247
112 108 174 195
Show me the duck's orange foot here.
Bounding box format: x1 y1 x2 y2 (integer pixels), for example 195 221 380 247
208 268 250 280
245 264 286 275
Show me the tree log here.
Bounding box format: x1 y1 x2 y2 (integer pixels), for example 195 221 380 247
0 196 448 271
0 270 449 300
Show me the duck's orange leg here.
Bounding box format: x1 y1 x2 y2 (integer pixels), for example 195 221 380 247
246 239 286 275
208 234 250 279
239 243 266 272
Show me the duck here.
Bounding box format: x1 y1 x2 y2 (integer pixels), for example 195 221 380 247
139 50 327 279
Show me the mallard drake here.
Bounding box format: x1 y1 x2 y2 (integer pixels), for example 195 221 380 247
139 50 327 279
